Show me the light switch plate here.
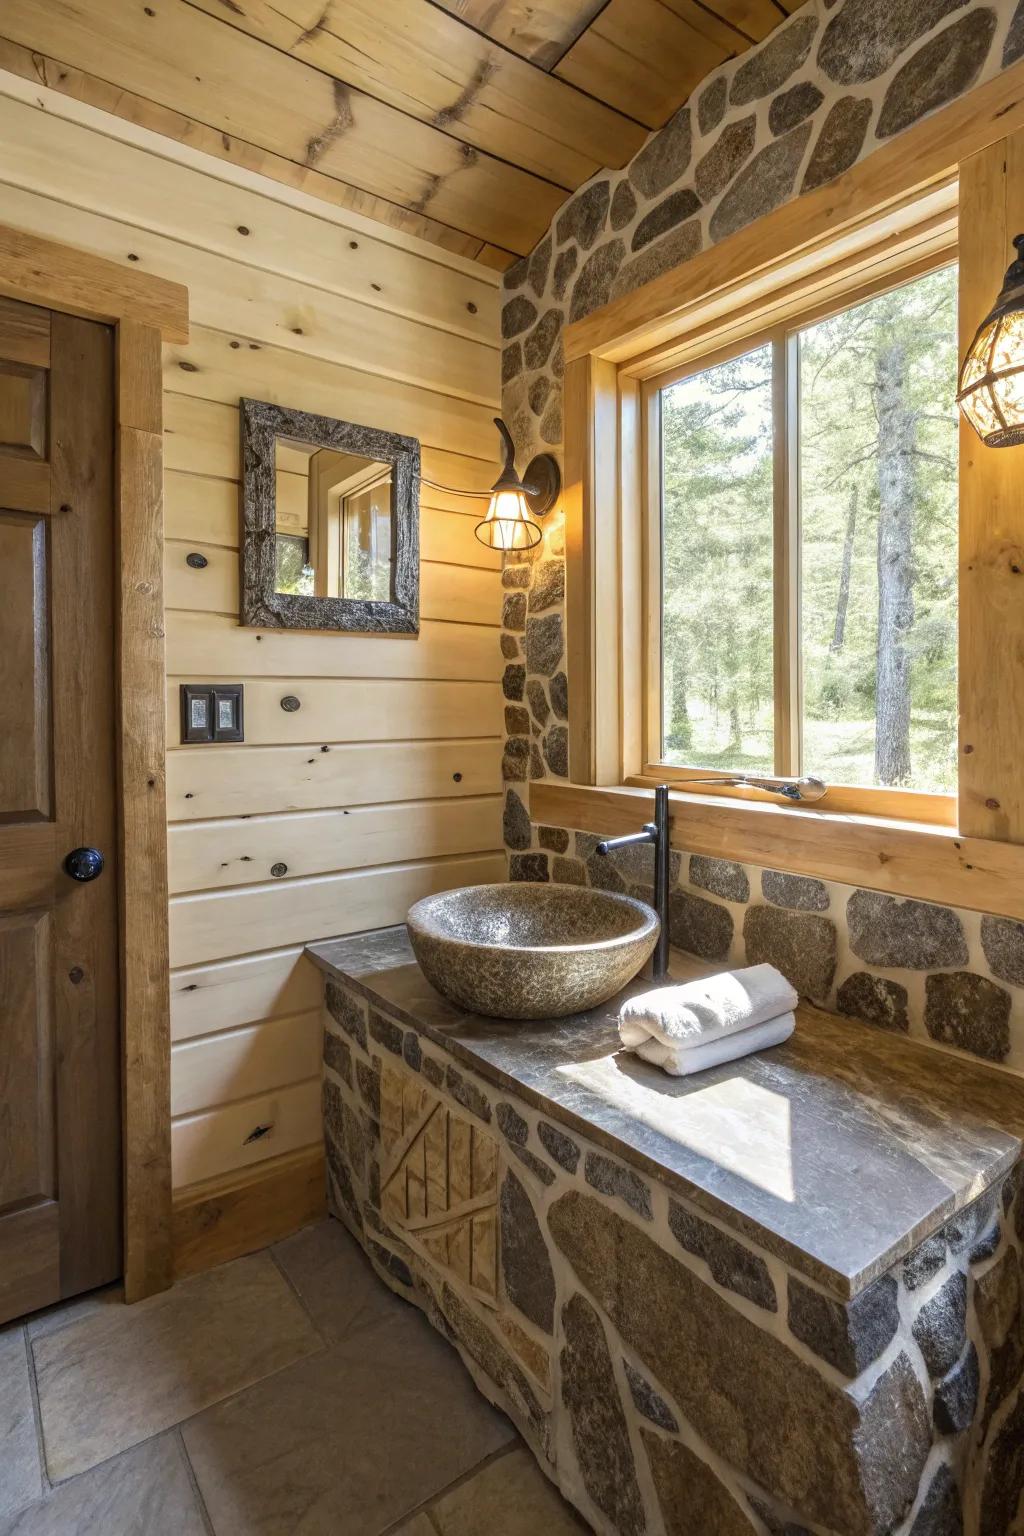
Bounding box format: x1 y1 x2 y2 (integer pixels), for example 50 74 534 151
179 683 244 743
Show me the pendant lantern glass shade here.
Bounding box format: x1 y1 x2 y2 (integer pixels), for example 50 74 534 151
957 233 1024 447
475 418 543 550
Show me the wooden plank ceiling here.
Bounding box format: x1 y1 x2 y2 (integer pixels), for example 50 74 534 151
0 0 791 266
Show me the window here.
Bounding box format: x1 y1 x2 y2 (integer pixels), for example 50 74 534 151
659 343 775 775
648 260 959 805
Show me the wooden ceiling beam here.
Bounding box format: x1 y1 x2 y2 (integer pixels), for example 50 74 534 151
430 0 608 71
183 0 646 183
429 0 791 128
555 0 750 129
0 0 562 254
662 0 788 47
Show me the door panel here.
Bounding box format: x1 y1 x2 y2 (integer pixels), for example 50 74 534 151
0 912 53 1209
0 298 50 368
0 456 49 513
0 824 56 908
0 361 47 459
0 514 50 818
0 1203 60 1324
0 296 121 1322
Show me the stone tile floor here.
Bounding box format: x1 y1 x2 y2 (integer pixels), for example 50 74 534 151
0 1219 589 1535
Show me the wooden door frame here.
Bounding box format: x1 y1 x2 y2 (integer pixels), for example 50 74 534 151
0 222 188 1303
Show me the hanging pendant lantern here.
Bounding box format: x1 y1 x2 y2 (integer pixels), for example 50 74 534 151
957 233 1024 447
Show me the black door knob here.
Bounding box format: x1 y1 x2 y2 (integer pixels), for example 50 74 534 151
63 847 105 882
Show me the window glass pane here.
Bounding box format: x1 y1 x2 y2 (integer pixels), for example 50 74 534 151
799 266 958 792
342 473 392 602
660 343 775 773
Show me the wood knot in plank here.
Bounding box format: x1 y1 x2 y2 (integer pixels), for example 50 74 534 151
305 79 354 166
433 57 499 130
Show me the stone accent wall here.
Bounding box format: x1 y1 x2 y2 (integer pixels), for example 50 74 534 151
498 0 1024 1081
505 825 1024 1073
322 978 1024 1535
502 0 1022 472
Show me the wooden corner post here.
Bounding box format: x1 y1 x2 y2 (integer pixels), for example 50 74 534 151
116 319 173 1301
958 128 1024 844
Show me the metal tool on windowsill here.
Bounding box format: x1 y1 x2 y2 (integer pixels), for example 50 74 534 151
670 774 828 802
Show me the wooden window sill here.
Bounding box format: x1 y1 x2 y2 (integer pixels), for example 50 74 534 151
530 780 1024 922
630 771 956 828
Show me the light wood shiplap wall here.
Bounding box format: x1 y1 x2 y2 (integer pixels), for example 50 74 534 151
0 73 505 1190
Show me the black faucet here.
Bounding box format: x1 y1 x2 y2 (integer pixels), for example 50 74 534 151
595 785 671 981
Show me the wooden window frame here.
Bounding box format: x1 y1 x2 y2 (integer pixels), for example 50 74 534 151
0 221 189 1303
561 61 1024 912
639 246 960 826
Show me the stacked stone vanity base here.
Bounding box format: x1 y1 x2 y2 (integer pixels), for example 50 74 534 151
321 977 1024 1536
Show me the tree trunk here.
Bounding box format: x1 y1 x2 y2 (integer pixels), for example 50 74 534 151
669 650 692 752
728 697 741 750
830 484 858 654
724 632 741 752
873 342 916 785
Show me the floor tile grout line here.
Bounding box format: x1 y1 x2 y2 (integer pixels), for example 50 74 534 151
266 1219 419 1353
31 1332 337 1507
267 1237 331 1348
175 1426 218 1535
169 1327 334 1448
431 1438 521 1501
21 1285 124 1351
22 1323 53 1498
377 1439 521 1534
43 1428 197 1494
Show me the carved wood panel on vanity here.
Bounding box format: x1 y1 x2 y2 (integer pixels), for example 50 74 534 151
380 1064 498 1306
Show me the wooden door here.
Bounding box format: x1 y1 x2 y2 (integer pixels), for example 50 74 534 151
0 296 121 1324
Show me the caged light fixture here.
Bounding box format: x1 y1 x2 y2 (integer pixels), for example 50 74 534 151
957 233 1024 447
420 417 561 551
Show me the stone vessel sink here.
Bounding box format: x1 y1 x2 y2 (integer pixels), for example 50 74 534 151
406 882 659 1020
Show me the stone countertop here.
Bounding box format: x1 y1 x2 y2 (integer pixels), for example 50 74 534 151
307 926 1024 1299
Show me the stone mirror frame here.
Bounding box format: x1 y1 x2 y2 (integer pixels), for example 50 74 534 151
240 396 420 633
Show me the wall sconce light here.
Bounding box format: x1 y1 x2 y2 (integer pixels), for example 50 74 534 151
958 233 1024 447
421 417 560 551
474 418 560 551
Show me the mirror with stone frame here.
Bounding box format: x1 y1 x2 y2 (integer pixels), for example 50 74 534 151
240 397 420 633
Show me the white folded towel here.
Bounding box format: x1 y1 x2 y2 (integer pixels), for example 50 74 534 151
618 964 798 1052
631 1011 796 1077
